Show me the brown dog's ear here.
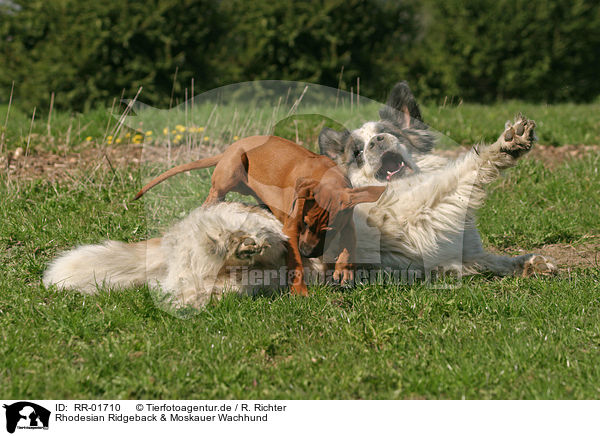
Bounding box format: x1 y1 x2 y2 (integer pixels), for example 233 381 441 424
289 177 319 216
295 177 319 200
342 185 386 209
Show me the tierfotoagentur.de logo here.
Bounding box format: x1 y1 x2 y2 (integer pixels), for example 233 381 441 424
3 402 50 434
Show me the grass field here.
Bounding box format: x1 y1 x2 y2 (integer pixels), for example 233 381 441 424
1 99 599 399
2 98 600 155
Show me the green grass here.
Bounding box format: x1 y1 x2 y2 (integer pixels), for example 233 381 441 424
2 272 600 399
1 149 600 399
479 155 600 248
0 105 113 154
1 99 599 155
422 101 600 147
1 97 599 399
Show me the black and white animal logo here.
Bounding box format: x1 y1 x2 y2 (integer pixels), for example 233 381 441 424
3 402 50 434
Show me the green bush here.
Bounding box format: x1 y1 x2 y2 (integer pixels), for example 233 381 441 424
0 0 227 111
0 0 599 111
216 0 419 99
409 0 600 102
0 0 419 111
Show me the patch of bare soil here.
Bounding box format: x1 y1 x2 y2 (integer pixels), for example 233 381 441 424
1 143 217 181
1 144 143 181
2 142 599 182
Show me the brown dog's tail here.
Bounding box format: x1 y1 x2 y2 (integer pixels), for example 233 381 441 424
133 154 223 200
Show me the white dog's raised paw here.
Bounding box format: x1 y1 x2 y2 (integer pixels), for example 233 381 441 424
236 237 259 258
234 236 270 260
521 254 558 277
500 113 537 158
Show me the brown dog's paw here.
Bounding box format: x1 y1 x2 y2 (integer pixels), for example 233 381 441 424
521 254 558 277
499 114 537 158
290 271 309 296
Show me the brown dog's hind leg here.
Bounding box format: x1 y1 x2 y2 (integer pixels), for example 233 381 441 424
203 153 249 206
203 188 222 205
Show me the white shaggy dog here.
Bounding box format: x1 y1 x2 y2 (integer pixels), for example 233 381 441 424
43 203 289 308
319 82 557 277
363 115 557 277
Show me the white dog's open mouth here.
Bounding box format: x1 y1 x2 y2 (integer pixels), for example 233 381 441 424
376 151 408 181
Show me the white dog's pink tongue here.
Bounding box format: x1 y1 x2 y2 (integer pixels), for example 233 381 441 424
386 162 405 181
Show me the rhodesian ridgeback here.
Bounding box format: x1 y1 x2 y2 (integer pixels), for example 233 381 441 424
134 135 385 295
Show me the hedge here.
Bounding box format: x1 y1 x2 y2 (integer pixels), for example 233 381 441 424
0 0 598 111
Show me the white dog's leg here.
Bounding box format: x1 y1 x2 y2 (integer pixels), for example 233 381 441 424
472 251 558 277
461 227 557 277
459 115 557 275
158 203 288 309
411 114 538 212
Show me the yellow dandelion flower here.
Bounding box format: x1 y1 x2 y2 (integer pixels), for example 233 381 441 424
85 136 92 141
174 134 183 143
163 127 169 135
233 135 239 141
176 124 186 132
125 132 131 138
133 134 143 143
203 136 209 142
107 135 113 140
116 138 122 144
146 130 153 136
171 130 177 134
198 127 205 132
107 139 113 145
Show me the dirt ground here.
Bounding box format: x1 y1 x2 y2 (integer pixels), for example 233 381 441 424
3 141 598 182
2 142 598 271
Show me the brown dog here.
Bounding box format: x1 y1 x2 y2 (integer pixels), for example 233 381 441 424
134 135 385 296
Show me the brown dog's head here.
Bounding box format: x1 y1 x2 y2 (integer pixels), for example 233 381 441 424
292 177 385 257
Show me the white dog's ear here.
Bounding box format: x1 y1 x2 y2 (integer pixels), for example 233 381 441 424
318 127 350 163
379 81 426 130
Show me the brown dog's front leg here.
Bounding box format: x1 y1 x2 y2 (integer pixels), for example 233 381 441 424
286 240 309 296
283 224 309 296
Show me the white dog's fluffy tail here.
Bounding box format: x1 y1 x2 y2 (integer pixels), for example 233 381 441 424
43 238 166 294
